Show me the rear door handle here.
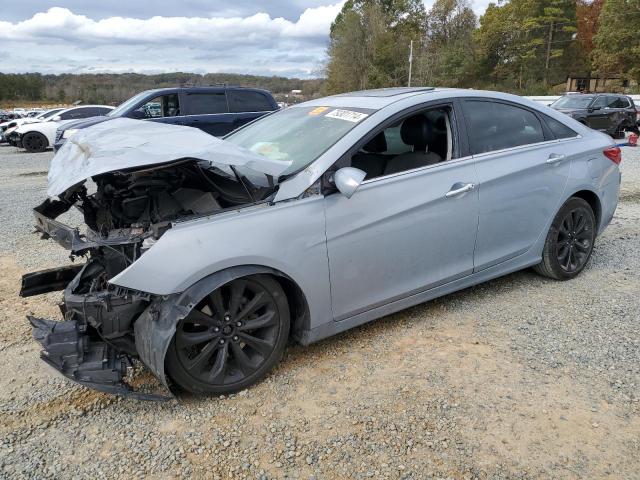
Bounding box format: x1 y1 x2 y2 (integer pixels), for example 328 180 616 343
445 182 475 198
546 153 566 164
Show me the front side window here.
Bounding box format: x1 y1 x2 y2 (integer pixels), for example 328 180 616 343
183 93 228 115
133 94 180 118
108 91 150 117
464 101 544 154
228 91 273 113
226 105 374 176
349 106 454 180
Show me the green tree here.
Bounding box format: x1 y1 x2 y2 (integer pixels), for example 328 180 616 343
416 0 477 87
475 0 578 91
592 0 640 83
325 0 427 93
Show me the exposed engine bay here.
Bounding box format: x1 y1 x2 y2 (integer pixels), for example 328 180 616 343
22 158 276 400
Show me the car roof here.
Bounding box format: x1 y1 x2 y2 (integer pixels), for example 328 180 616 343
138 86 273 96
57 105 114 115
299 87 545 110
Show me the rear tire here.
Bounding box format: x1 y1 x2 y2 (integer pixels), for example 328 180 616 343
166 275 290 395
22 132 48 153
533 197 596 280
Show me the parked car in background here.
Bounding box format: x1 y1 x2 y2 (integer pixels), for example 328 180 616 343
551 93 638 138
54 86 279 151
8 105 113 152
0 108 64 143
22 87 620 398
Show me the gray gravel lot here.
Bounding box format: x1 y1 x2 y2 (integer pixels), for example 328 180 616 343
0 143 639 479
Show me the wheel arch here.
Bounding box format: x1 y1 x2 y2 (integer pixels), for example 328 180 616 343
133 264 311 389
21 130 49 148
568 189 602 229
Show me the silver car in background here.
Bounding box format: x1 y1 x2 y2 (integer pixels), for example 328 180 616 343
22 87 621 398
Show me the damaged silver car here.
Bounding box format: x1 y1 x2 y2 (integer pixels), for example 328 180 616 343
22 88 621 399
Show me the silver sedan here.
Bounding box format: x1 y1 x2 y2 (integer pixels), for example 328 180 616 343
22 87 621 398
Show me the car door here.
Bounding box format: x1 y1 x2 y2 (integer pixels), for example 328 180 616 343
586 96 610 131
461 99 571 271
323 102 479 321
180 91 233 136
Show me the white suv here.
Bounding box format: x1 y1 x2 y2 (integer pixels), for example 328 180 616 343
10 105 113 152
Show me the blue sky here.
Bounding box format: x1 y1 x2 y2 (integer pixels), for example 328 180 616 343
0 1 491 77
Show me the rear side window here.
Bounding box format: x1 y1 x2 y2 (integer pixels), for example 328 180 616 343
464 101 545 154
608 96 631 108
227 91 273 113
542 114 578 139
183 93 228 115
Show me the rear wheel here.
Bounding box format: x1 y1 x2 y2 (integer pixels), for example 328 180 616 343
166 275 290 395
533 197 596 280
22 132 48 153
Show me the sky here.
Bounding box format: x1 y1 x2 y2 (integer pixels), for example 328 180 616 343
0 1 492 78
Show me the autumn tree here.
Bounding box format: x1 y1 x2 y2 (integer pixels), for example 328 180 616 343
474 0 578 91
592 0 640 83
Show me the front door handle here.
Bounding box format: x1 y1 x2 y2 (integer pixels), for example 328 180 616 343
445 182 475 198
546 153 566 164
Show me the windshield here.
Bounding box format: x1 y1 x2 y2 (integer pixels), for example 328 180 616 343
107 91 151 117
551 95 594 109
226 105 375 176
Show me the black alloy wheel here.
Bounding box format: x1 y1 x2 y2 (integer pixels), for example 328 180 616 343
22 132 48 153
555 207 594 273
166 275 290 395
534 197 596 280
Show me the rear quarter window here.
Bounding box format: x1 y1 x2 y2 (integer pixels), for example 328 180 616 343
228 91 274 113
541 114 578 139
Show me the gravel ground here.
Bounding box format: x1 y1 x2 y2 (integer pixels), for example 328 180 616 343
0 143 639 479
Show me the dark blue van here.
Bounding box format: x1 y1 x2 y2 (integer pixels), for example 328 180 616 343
54 86 279 151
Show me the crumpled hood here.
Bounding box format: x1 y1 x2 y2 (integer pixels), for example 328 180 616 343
47 118 291 197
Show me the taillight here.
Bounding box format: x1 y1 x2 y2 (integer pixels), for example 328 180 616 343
603 146 622 165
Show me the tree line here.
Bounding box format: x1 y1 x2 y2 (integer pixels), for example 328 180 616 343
325 0 640 95
0 72 325 105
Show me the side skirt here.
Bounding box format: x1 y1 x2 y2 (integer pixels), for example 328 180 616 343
298 253 541 345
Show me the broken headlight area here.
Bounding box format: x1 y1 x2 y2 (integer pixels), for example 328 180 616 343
22 159 275 400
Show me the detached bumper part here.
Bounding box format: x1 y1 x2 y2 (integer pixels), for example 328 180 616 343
28 316 170 401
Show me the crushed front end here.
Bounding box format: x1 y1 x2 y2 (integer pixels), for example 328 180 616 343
21 157 266 400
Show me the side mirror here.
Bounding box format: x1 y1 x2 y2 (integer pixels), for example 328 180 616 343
332 167 366 199
51 115 61 122
129 110 146 120
588 106 601 112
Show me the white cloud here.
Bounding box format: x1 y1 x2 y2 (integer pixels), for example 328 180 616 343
0 4 344 47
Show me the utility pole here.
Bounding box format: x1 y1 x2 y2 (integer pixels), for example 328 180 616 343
408 40 413 87
544 21 554 87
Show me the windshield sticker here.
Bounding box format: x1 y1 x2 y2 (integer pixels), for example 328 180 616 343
325 109 369 123
308 106 329 116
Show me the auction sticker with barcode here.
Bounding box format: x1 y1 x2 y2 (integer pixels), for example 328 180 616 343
325 109 369 122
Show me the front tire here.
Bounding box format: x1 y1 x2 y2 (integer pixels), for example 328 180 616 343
533 197 596 280
166 275 290 395
22 132 48 153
